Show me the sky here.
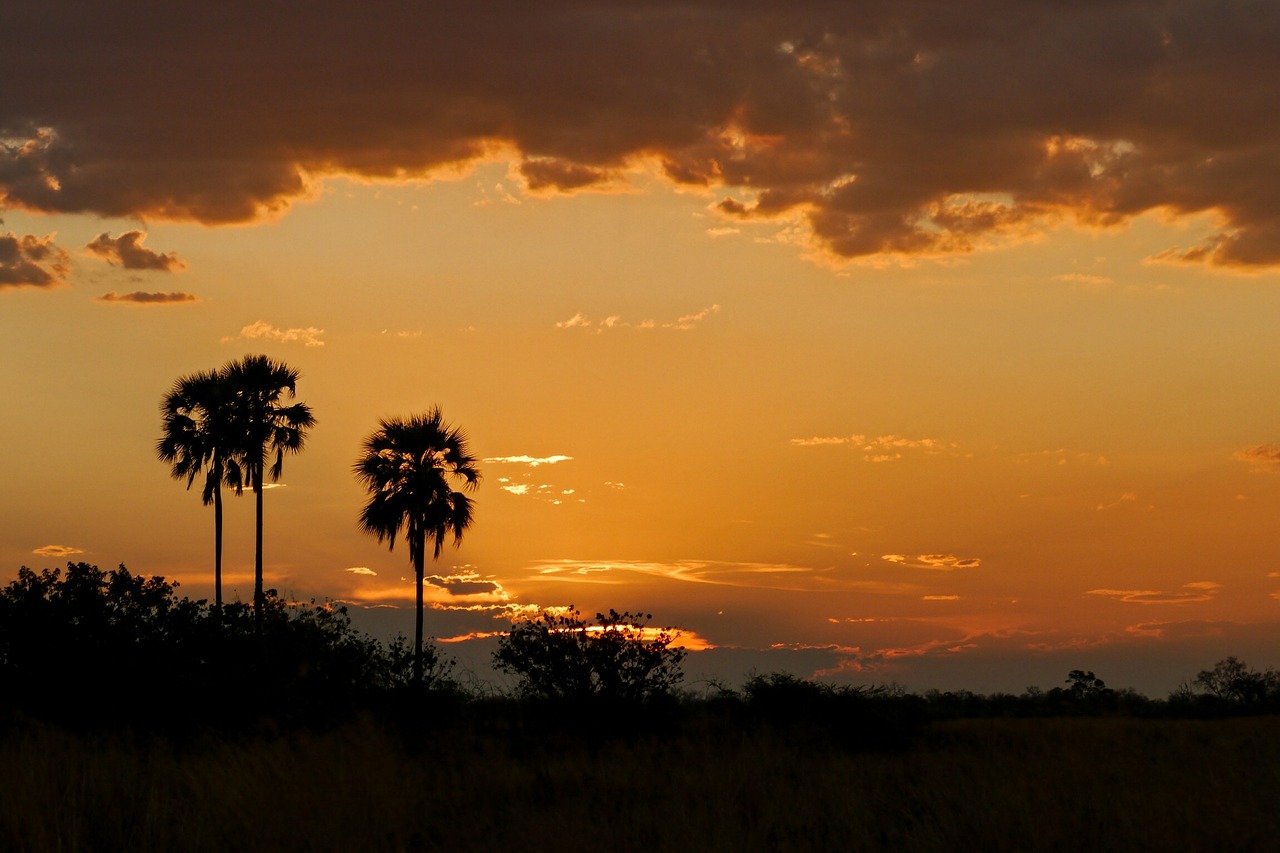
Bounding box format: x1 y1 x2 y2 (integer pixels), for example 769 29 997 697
3 0 1280 696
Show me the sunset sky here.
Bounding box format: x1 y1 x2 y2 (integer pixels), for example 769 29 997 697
4 0 1280 695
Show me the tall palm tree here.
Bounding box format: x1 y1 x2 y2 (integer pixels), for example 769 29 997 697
354 408 480 684
221 354 316 627
157 369 244 616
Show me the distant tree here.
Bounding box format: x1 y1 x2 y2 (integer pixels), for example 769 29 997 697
1065 669 1111 699
1194 657 1278 707
354 408 479 685
158 368 243 615
221 354 315 627
494 608 686 701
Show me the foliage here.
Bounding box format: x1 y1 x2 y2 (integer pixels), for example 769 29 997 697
493 608 686 701
1193 657 1280 708
157 368 244 610
0 562 451 725
353 408 479 684
157 355 314 622
219 353 316 621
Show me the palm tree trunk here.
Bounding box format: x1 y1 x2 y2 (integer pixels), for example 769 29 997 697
254 461 264 632
213 483 224 624
414 539 425 686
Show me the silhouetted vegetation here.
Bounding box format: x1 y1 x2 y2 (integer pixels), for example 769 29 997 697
493 608 685 702
157 354 315 628
4 561 1280 849
0 562 450 729
354 407 479 685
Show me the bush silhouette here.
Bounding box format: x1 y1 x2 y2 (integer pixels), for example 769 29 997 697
493 608 685 702
0 562 450 726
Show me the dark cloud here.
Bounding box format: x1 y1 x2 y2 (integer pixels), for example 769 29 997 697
0 231 68 289
3 1 1280 265
96 290 199 304
85 230 185 271
426 574 502 597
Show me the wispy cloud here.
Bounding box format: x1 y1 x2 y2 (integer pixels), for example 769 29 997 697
85 230 185 271
882 554 981 571
530 558 922 595
1087 581 1222 604
0 232 68 290
97 290 198 305
554 304 720 333
32 544 83 558
484 455 573 467
223 320 325 347
344 566 377 576
1096 492 1139 511
1234 445 1280 471
790 433 957 462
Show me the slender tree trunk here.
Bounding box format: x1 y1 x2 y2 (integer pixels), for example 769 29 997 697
254 461 264 633
414 538 425 686
213 483 224 625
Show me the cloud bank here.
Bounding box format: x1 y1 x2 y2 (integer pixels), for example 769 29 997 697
4 2 1279 266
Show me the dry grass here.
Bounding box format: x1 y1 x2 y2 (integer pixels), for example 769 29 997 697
1 715 1277 852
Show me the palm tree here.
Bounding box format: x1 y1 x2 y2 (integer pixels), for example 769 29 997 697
221 354 316 627
157 369 244 617
354 408 480 684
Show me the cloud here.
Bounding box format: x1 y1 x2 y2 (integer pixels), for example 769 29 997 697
6 4 1280 266
554 305 720 333
1086 581 1222 604
1096 491 1139 511
224 320 325 347
484 455 573 467
0 232 68 289
32 544 83 557
427 574 503 597
520 157 615 192
96 290 198 304
84 230 185 271
344 566 377 576
792 433 956 461
882 554 982 571
530 558 922 595
1234 445 1280 471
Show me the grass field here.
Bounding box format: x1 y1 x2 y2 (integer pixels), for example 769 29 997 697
1 713 1277 852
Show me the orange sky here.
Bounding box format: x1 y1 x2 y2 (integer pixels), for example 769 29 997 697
3 1 1279 694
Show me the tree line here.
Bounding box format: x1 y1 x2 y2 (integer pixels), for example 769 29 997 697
158 354 477 683
2 560 1278 734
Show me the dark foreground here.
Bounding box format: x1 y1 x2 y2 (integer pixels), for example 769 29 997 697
1 713 1277 853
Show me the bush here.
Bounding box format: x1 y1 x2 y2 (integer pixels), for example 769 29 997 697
493 608 685 702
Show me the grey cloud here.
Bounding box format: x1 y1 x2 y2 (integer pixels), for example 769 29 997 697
2 2 1279 266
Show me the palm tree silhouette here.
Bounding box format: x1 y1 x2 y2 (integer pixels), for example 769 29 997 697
354 408 479 684
222 354 316 628
157 368 244 617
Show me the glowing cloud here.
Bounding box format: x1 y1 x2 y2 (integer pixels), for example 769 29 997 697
484 455 573 467
791 434 956 461
553 305 720 332
1086 581 1222 604
32 544 83 557
224 320 325 347
344 566 377 576
1234 445 1280 471
882 554 982 571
